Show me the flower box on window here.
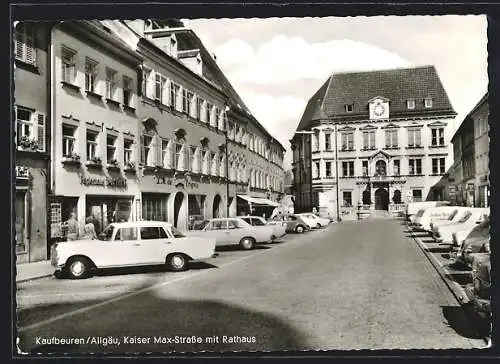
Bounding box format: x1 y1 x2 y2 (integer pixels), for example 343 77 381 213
107 158 120 170
18 135 40 151
86 156 102 169
62 153 81 166
124 161 137 174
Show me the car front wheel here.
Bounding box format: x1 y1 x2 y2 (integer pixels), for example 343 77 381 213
295 225 305 234
65 257 92 279
166 253 188 272
239 237 256 250
316 223 321 229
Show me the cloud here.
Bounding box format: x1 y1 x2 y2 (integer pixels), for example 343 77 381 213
215 36 413 84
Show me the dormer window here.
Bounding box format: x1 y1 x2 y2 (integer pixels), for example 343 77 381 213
169 36 177 58
424 98 433 108
345 104 354 112
406 99 415 110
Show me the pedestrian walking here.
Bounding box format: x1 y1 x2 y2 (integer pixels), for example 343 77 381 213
65 212 79 241
82 216 97 240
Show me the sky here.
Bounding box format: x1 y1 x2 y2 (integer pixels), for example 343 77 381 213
184 15 488 170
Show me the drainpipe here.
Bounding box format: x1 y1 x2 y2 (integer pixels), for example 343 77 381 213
334 123 340 222
224 105 230 217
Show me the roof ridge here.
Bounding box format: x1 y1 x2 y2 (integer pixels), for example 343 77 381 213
329 64 435 77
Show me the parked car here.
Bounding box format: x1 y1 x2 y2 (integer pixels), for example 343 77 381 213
406 201 450 221
270 214 310 234
295 213 331 229
464 253 491 327
51 221 217 279
454 236 490 269
452 215 490 252
414 206 466 232
183 217 274 250
239 216 287 240
428 207 470 232
432 209 489 244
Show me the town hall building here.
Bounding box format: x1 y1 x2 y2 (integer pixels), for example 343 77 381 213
291 66 457 221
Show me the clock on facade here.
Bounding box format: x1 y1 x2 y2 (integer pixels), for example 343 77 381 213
374 103 385 116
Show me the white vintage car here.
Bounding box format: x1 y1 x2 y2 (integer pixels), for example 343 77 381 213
295 213 331 229
184 217 274 250
239 216 287 240
51 221 216 279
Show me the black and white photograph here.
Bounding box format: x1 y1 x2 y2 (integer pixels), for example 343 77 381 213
13 13 491 354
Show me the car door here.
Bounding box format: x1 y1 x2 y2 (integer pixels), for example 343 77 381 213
226 219 243 244
209 219 230 246
138 226 170 265
106 226 141 267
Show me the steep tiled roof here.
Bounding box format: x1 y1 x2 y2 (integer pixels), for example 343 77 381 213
297 66 456 131
295 78 330 131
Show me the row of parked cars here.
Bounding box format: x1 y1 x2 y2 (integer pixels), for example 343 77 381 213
406 201 491 327
50 213 332 280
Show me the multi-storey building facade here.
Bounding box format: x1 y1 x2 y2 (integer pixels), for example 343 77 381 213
450 93 489 207
49 21 144 240
292 66 456 221
14 22 51 263
103 20 285 229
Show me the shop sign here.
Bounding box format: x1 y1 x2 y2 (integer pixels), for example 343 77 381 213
15 166 30 179
80 176 127 188
154 175 198 189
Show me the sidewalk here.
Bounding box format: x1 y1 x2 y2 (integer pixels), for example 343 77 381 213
15 260 54 283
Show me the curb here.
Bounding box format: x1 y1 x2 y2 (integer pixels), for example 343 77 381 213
16 273 54 284
408 226 471 305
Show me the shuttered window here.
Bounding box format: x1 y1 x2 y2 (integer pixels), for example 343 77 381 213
14 23 35 65
15 106 45 152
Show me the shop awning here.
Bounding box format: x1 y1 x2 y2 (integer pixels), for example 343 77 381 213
237 195 280 207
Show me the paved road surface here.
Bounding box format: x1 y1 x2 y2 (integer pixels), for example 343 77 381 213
16 219 485 353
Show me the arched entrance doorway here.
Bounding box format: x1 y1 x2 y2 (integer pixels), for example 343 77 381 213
213 194 222 218
173 192 184 228
375 188 389 210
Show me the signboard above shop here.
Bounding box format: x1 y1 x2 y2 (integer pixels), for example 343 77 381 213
80 176 127 188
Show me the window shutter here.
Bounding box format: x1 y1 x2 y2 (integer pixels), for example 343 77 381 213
164 140 172 169
36 112 45 151
162 78 170 105
176 86 183 111
15 30 24 59
146 71 155 99
190 95 197 118
416 130 421 146
140 136 146 164
155 136 161 166
201 101 207 123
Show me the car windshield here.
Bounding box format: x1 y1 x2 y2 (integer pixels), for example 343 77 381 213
458 211 472 223
171 226 185 238
448 210 458 220
193 220 210 230
98 225 114 241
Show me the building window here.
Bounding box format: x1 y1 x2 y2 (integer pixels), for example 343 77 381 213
393 159 400 176
385 129 398 148
343 191 352 207
15 107 45 152
432 157 446 174
61 46 77 84
409 158 422 175
62 124 76 157
375 160 387 176
324 133 332 150
431 128 445 146
211 152 218 176
106 135 117 163
341 131 354 150
325 161 332 177
408 128 422 147
85 58 98 93
345 104 354 112
141 135 153 166
363 130 376 149
424 98 433 108
154 74 165 102
124 138 133 165
123 76 133 106
142 68 153 98
184 91 194 116
206 102 213 126
160 139 171 168
314 161 320 179
105 68 117 100
170 82 181 111
362 160 368 176
142 193 168 222
342 161 354 177
313 131 320 151
15 23 35 65
406 100 415 109
86 131 98 161
175 143 183 170
412 189 423 202
190 146 198 173
196 97 203 120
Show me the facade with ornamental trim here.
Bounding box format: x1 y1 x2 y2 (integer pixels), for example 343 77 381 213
291 66 456 221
